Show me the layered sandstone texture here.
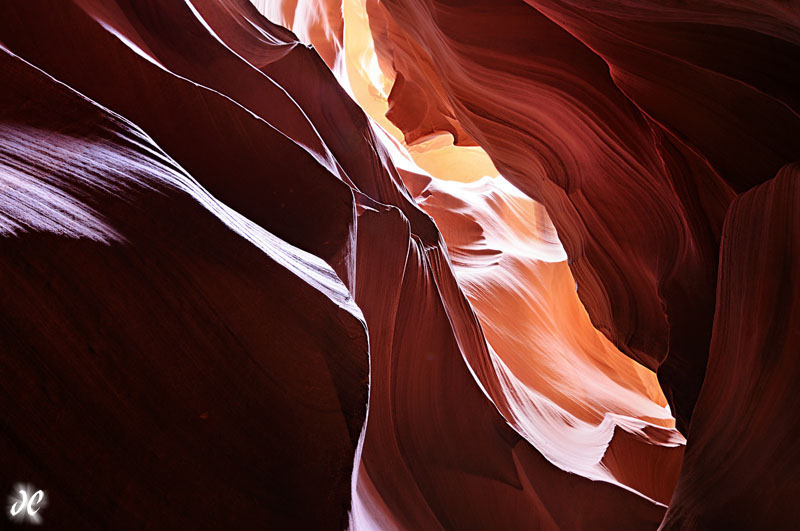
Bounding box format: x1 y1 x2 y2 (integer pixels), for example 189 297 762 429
1 0 798 529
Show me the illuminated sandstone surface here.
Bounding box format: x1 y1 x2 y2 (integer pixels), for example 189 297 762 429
1 0 798 528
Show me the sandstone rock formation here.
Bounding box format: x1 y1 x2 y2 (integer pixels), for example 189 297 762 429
1 0 797 528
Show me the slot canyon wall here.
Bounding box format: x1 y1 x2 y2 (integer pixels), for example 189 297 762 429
0 0 798 529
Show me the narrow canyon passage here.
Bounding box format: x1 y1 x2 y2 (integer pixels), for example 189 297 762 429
1 0 798 529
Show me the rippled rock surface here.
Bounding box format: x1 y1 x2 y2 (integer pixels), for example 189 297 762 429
1 0 798 529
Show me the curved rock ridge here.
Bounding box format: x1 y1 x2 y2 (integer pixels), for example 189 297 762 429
0 46 368 529
253 0 685 520
411 174 684 504
662 163 800 530
251 0 346 68
521 0 800 191
0 0 680 528
360 0 749 431
348 194 666 530
0 0 359 283
253 0 800 527
4 0 797 528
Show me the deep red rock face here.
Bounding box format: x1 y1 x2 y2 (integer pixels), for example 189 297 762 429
0 0 798 529
0 44 368 529
662 165 800 530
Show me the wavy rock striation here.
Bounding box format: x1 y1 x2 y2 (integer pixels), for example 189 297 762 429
2 0 797 528
0 45 368 529
363 0 798 433
662 164 800 530
409 174 683 505
0 0 679 528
